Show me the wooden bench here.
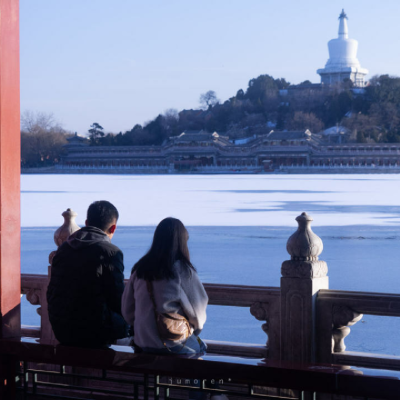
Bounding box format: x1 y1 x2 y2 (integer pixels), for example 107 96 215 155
0 337 400 399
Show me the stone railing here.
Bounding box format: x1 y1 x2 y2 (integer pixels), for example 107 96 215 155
21 275 279 358
317 289 400 369
21 209 400 370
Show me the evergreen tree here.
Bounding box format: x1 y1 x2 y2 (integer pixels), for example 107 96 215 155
88 123 104 145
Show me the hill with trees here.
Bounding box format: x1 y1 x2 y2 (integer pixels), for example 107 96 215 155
90 74 400 147
21 73 400 167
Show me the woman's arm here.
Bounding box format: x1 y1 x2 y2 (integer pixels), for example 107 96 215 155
179 266 208 335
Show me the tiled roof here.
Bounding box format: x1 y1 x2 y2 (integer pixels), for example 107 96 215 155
267 130 311 140
169 130 231 146
181 130 205 135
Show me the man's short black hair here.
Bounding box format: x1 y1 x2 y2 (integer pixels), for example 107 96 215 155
87 201 119 231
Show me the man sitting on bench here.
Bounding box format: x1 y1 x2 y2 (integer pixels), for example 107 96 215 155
47 200 128 347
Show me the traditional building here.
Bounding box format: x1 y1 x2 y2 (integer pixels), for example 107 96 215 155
58 130 400 172
317 10 368 87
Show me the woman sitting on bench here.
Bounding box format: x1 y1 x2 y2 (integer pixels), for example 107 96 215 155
122 217 208 354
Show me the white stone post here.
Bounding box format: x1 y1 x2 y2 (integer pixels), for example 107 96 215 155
50 208 80 266
41 209 80 342
280 212 329 363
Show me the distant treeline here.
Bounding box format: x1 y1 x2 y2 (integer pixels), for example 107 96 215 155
21 74 400 167
21 111 70 168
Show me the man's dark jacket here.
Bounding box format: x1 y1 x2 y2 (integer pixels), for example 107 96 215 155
47 226 128 347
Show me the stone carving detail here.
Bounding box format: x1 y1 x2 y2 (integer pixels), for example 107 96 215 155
332 305 363 352
26 288 42 316
54 208 80 247
250 302 269 346
49 208 80 264
281 212 328 278
26 288 40 305
281 260 328 278
286 212 323 261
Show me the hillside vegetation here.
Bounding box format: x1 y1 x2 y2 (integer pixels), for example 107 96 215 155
89 74 400 147
21 74 400 167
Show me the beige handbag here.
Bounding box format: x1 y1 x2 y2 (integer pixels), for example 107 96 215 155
146 281 192 346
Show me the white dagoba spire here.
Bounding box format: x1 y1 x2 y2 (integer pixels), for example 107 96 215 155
338 9 348 39
317 10 368 87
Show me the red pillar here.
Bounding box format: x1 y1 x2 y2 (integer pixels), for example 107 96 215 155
0 0 21 339
0 1 20 397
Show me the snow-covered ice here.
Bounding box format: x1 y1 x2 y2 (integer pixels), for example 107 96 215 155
21 174 400 227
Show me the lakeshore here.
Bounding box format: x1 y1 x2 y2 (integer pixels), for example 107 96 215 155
22 166 400 174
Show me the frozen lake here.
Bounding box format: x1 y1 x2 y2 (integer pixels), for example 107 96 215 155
22 174 400 227
21 174 400 354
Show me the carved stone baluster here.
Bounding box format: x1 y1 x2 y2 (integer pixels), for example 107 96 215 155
49 208 80 266
280 212 329 363
250 302 269 345
41 209 80 342
26 288 41 315
332 305 362 352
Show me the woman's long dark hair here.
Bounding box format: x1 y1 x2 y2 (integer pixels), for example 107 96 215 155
132 217 196 281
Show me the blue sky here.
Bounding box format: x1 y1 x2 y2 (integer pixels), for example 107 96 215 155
21 0 400 135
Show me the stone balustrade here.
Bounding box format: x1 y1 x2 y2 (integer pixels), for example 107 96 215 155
21 209 400 371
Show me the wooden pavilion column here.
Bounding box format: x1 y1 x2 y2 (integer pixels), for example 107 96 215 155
0 0 21 339
0 0 20 397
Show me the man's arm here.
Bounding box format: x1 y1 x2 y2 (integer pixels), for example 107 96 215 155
102 250 125 315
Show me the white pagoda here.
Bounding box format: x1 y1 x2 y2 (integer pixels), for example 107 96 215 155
317 10 368 87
